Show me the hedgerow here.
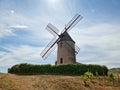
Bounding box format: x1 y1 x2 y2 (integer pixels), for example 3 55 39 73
8 63 108 75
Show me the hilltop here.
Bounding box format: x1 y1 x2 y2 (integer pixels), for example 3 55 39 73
0 74 120 90
110 68 120 73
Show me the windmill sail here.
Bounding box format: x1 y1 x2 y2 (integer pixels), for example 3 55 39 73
64 41 75 53
62 40 80 55
75 45 80 54
40 38 59 59
46 23 59 37
62 14 83 33
40 13 83 61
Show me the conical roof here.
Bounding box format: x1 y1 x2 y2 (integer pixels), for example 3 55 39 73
59 32 75 43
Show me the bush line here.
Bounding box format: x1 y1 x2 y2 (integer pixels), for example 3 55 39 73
8 63 108 75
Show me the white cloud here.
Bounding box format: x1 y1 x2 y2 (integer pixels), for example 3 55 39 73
0 45 47 71
70 23 120 68
0 4 120 73
0 10 30 38
0 10 56 42
0 45 42 62
10 25 28 29
71 23 120 48
0 24 16 38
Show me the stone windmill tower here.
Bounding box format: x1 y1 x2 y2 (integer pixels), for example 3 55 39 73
56 32 76 64
41 14 83 64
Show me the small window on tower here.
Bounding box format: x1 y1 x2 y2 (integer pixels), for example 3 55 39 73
60 58 63 64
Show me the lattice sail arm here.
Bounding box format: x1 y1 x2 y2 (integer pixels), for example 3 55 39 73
75 45 80 54
64 41 80 55
64 41 75 53
46 23 59 37
40 38 59 59
62 14 83 33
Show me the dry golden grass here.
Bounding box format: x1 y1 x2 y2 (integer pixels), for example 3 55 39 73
0 73 120 90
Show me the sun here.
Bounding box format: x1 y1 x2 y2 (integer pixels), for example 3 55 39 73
10 10 15 14
48 0 59 4
49 0 57 3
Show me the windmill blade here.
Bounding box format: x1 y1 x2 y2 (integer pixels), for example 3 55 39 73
62 14 83 33
46 23 59 37
64 41 75 54
40 38 60 59
41 43 57 60
64 41 80 55
75 45 80 54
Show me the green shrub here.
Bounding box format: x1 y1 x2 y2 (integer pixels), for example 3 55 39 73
84 71 94 80
82 71 94 86
8 63 108 76
108 72 115 81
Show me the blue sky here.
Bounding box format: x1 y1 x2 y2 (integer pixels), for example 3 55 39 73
0 0 120 73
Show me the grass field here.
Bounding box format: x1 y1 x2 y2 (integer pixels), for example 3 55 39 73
0 73 120 90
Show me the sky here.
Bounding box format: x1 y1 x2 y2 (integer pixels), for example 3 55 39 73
0 0 120 73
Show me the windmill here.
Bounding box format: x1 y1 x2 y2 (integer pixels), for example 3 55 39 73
40 13 83 64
